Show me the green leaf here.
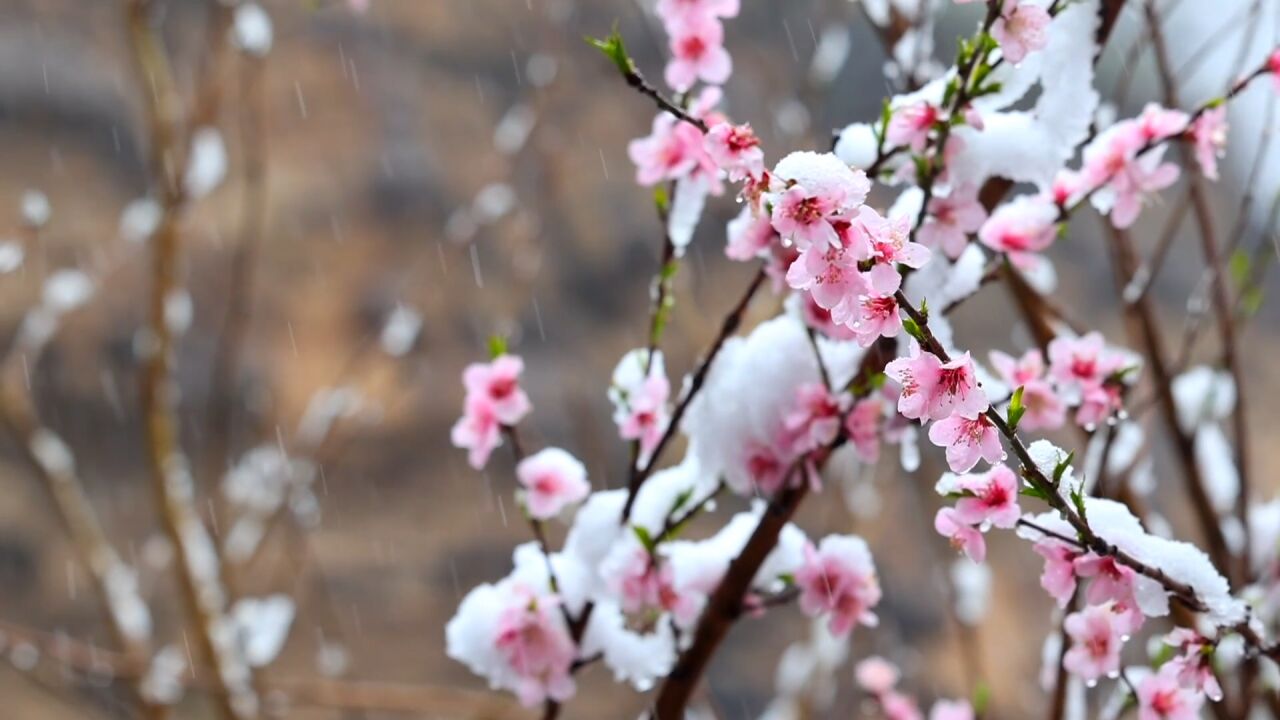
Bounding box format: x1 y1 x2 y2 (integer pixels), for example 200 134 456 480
902 317 926 343
1020 485 1051 502
1069 483 1089 524
1242 286 1265 316
972 682 991 715
653 186 669 214
1007 386 1026 431
631 525 657 553
1052 451 1074 486
1229 248 1251 287
668 487 694 517
919 297 930 321
586 25 634 76
487 335 508 359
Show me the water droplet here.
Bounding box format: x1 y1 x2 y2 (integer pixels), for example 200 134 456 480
1083 423 1097 433
1120 634 1131 642
1086 679 1097 689
1106 670 1120 680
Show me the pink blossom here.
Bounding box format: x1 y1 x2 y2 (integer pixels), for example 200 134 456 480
1135 103 1190 142
617 373 671 463
1073 555 1137 608
785 222 873 322
1033 540 1081 607
800 292 858 341
1047 332 1126 397
885 342 941 421
725 207 779 261
1062 604 1124 682
929 352 989 421
1137 665 1205 720
494 585 577 706
928 700 975 720
1051 169 1085 207
1271 49 1280 91
744 438 791 495
883 693 925 720
846 397 884 463
783 383 848 455
886 347 988 422
1082 123 1180 228
772 185 845 249
978 195 1059 265
516 448 590 520
887 102 940 152
656 0 739 25
1075 381 1123 427
918 184 987 259
664 15 732 92
704 122 764 181
1164 629 1223 701
928 413 1002 473
855 656 900 694
608 546 699 625
951 464 1021 528
850 294 903 347
1189 106 1228 181
991 0 1050 64
990 349 1066 431
452 395 503 470
463 355 532 425
934 507 986 562
795 535 882 636
854 206 932 293
628 113 719 189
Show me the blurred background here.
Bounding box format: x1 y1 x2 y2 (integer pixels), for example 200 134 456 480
0 0 1279 718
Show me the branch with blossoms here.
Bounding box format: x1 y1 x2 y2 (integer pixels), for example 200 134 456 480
448 1 1280 719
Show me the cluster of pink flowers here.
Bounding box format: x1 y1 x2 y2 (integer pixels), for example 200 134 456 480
795 535 882 636
856 656 975 720
516 448 590 521
493 584 577 706
656 0 737 92
933 464 1020 563
609 350 672 467
451 354 530 469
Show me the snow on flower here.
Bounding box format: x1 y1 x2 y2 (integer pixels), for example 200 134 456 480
978 194 1058 265
770 151 871 249
795 534 882 636
782 383 848 457
609 350 672 466
918 184 987 259
447 580 576 707
516 448 591 520
928 699 975 720
991 0 1050 65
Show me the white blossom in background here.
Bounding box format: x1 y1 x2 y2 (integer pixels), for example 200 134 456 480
21 190 50 228
380 304 422 357
184 127 228 199
232 3 272 56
